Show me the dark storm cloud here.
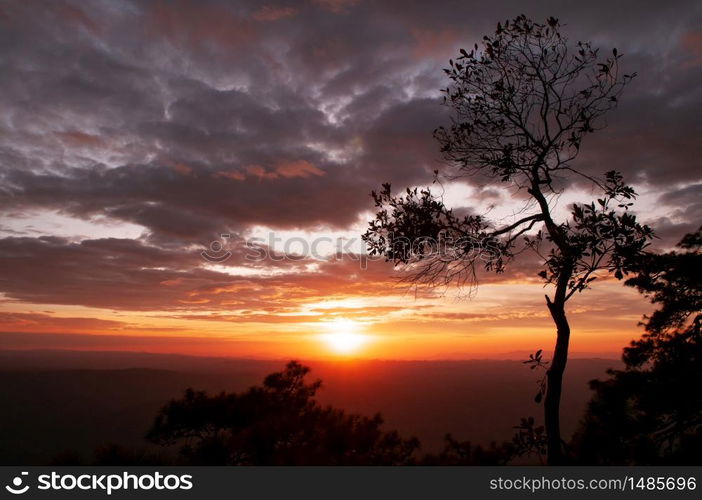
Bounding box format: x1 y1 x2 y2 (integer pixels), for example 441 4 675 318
0 0 700 310
652 183 702 246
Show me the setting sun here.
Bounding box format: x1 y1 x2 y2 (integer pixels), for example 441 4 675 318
320 318 368 354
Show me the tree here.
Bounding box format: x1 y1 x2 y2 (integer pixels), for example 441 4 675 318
623 227 702 347
147 361 419 465
573 228 702 464
363 15 653 464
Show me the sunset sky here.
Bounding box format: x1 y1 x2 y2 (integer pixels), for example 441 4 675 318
1 0 700 360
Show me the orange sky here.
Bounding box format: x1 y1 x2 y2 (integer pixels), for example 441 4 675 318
0 1 699 362
0 277 652 360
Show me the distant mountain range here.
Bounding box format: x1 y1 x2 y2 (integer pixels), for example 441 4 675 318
0 349 620 464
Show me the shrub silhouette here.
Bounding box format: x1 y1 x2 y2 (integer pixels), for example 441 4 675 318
147 361 419 465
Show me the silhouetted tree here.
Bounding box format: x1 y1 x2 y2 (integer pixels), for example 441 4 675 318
363 15 653 464
573 228 702 464
147 361 419 465
624 228 702 346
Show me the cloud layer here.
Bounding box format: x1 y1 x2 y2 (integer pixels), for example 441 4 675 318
0 1 700 356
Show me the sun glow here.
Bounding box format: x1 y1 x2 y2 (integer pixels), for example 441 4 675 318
320 318 368 354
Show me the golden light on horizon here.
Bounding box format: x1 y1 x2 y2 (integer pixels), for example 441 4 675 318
320 318 368 354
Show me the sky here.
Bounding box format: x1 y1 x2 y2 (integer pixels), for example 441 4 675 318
0 0 701 360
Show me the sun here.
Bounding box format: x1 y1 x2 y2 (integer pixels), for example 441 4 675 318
320 318 368 354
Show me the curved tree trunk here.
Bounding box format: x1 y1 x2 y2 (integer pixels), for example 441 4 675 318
544 298 571 465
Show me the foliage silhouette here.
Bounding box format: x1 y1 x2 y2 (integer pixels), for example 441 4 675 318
573 228 702 464
363 15 653 464
511 417 548 463
146 361 420 465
